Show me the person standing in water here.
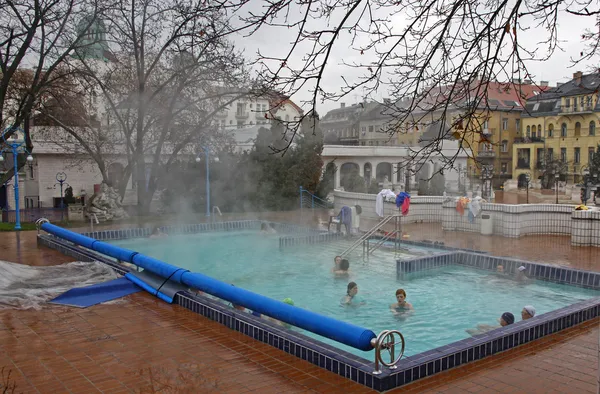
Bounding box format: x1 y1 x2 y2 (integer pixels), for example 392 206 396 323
333 259 351 277
390 288 413 314
332 255 342 272
341 282 363 305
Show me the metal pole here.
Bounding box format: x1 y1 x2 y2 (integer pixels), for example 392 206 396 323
12 144 21 231
205 146 210 217
556 180 559 204
299 186 303 211
526 182 529 204
60 181 64 209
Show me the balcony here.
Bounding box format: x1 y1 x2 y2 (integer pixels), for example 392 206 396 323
481 127 496 136
235 112 249 119
558 104 594 115
514 136 544 144
477 150 495 158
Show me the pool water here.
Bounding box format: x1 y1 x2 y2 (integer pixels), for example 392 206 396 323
113 231 600 359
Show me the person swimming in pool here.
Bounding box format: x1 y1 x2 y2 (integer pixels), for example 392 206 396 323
466 312 514 336
333 259 351 277
390 288 413 314
331 255 342 272
341 282 365 306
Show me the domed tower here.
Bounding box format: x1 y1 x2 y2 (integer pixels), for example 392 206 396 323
72 16 111 62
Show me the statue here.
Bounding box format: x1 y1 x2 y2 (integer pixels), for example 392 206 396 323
382 175 392 189
85 182 129 221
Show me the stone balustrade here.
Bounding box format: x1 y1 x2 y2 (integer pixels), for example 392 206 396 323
333 190 600 247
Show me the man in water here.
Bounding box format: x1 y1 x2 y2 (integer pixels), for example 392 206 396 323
466 312 515 336
521 305 536 320
333 259 351 277
390 288 413 314
496 264 504 273
515 266 530 282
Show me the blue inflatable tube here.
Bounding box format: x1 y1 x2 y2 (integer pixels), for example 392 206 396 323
125 273 173 303
93 241 138 263
180 272 376 351
41 223 97 249
132 254 188 282
40 223 376 351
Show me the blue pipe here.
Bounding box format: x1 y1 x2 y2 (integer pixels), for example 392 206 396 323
40 223 376 351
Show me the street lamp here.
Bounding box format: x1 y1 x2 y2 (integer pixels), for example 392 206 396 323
195 146 219 217
54 172 69 209
581 166 590 205
554 172 560 204
481 164 493 200
525 172 531 204
0 126 34 230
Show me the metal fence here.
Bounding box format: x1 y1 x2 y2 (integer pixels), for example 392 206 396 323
1 207 68 223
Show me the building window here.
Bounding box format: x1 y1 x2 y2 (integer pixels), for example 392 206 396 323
590 121 596 136
368 141 373 146
526 125 530 137
368 125 374 133
565 98 571 108
532 125 537 138
501 162 507 174
538 124 542 136
561 148 567 162
548 123 554 137
502 118 508 130
501 140 508 152
561 123 567 137
28 165 34 179
548 148 554 161
515 119 520 132
575 122 581 137
361 141 365 146
574 147 581 164
590 147 595 162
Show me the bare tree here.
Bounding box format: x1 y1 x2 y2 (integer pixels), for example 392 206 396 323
232 0 600 169
0 0 107 184
39 0 259 212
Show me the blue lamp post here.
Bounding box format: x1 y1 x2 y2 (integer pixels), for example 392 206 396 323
195 146 219 217
0 126 34 230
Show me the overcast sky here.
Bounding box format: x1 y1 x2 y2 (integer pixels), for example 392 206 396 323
233 3 600 116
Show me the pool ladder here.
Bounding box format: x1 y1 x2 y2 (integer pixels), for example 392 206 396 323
340 214 403 261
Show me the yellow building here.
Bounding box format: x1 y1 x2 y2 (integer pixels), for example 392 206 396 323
410 81 543 188
517 71 600 186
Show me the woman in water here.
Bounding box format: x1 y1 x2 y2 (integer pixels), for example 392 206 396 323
331 255 342 273
390 288 413 314
341 282 364 305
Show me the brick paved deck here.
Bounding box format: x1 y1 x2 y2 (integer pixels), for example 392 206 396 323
0 216 598 393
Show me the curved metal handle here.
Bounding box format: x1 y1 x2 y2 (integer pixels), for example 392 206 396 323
371 329 405 374
35 218 50 233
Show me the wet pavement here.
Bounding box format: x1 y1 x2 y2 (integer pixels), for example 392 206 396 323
0 211 598 393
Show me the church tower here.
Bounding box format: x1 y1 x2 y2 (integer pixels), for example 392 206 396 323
72 16 111 62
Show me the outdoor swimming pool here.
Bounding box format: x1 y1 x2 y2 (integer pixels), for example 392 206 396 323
112 231 600 359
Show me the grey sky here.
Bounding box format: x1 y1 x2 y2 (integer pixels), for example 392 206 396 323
233 3 599 116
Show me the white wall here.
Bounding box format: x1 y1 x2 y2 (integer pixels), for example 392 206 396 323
333 190 600 247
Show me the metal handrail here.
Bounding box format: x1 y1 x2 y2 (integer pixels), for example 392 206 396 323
365 216 402 257
340 214 398 257
371 330 405 375
299 186 333 210
212 206 222 216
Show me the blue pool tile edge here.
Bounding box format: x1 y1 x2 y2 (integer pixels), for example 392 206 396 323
38 233 600 392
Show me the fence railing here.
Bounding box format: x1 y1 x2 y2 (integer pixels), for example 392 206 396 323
1 207 67 223
299 186 333 210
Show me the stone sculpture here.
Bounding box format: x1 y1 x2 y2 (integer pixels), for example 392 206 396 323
85 182 129 221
